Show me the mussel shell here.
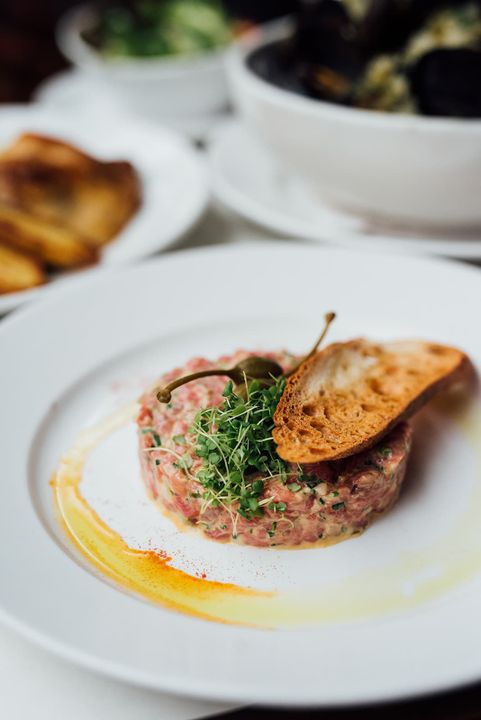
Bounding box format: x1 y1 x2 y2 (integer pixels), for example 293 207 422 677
410 48 481 118
291 0 453 103
357 0 463 54
222 0 297 22
247 39 303 94
293 0 364 101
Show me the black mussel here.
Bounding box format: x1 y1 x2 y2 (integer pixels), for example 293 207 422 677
357 0 454 55
410 48 481 118
357 0 408 54
357 0 411 54
222 0 297 22
401 0 461 29
247 39 301 94
293 0 364 102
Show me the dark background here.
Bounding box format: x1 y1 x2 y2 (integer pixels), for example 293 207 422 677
0 0 298 102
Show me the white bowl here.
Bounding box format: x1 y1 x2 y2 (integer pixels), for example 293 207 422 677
57 4 229 124
227 21 481 229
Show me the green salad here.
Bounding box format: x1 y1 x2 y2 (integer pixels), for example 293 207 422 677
84 0 232 59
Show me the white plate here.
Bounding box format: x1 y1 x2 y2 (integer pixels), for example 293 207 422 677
210 122 481 260
2 243 481 707
0 105 208 314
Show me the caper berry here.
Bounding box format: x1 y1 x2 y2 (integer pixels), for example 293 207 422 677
156 356 284 404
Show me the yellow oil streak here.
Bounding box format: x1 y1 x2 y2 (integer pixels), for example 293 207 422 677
52 399 481 627
52 403 277 627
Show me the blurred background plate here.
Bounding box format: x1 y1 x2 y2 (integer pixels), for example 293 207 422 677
0 105 208 314
210 122 481 260
34 68 231 141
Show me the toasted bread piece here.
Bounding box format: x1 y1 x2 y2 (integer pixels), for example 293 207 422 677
273 339 471 463
62 162 141 245
0 242 45 294
0 205 98 268
0 133 141 246
0 133 99 172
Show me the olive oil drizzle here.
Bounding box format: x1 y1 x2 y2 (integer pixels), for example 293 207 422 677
52 395 481 628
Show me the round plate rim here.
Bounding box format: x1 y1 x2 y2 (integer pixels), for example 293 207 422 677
209 121 481 260
2 242 481 707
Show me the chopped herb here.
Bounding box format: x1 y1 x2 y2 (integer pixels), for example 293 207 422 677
173 434 186 445
174 454 193 471
332 502 345 511
287 482 302 493
379 447 393 458
331 490 339 497
166 402 173 409
152 432 162 447
268 521 277 538
252 479 264 495
155 459 161 466
300 474 321 489
190 376 289 521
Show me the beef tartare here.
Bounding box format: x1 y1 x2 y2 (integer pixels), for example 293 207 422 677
137 351 412 547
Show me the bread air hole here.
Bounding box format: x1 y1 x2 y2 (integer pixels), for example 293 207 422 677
429 345 447 356
368 378 386 395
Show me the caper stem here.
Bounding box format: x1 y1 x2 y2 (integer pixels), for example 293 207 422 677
287 311 336 377
156 369 238 403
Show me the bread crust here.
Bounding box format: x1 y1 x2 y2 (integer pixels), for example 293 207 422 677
273 339 472 463
0 242 45 293
0 205 99 268
0 133 141 247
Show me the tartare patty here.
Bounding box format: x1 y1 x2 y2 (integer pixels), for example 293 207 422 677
137 352 412 547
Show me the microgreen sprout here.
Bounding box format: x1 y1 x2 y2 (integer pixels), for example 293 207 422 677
189 376 294 521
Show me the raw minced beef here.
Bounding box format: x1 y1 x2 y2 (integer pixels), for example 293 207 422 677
137 351 412 547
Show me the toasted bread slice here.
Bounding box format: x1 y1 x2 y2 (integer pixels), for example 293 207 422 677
0 205 98 268
62 163 141 245
0 242 45 294
273 339 471 463
0 132 99 171
0 134 141 246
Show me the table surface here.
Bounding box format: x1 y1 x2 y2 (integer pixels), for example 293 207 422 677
3 205 481 720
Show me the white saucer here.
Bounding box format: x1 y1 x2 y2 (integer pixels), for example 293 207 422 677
209 122 481 259
35 69 231 141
